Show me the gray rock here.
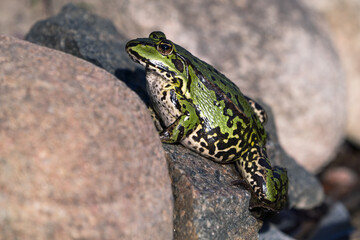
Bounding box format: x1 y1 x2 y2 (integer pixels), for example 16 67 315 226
0 35 173 240
308 201 354 240
165 144 261 239
25 4 148 103
259 223 295 240
25 3 131 73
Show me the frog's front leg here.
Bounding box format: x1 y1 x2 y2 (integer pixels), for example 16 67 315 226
160 99 200 143
235 145 288 211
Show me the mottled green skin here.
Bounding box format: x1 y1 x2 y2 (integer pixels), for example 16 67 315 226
126 31 288 211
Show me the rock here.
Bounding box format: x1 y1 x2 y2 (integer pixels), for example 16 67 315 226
300 0 360 147
34 0 345 172
25 3 148 103
259 223 295 240
24 4 325 238
0 0 48 37
307 202 354 240
321 166 358 199
0 35 173 240
165 144 262 240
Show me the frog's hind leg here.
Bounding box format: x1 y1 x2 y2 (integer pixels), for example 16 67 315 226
234 145 288 211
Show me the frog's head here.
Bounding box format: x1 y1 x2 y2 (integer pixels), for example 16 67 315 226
126 31 189 81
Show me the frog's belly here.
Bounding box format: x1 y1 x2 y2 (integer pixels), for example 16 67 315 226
181 125 244 163
152 97 180 127
146 70 181 126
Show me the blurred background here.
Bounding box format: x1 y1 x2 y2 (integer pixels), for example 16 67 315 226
0 0 359 238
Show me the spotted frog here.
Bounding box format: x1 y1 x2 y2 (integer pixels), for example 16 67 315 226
126 31 288 211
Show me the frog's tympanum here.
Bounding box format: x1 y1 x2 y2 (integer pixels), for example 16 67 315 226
126 31 288 212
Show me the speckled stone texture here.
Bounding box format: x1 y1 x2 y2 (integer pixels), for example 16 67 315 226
0 35 173 240
165 144 262 240
25 4 148 103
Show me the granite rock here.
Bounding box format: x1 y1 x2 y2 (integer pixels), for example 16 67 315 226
0 35 173 240
25 4 148 103
165 144 262 240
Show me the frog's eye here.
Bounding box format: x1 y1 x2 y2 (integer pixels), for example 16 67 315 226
157 40 173 56
149 31 166 40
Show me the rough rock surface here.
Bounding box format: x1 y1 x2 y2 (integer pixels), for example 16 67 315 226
0 35 173 240
23 0 346 172
300 0 360 147
25 4 147 103
165 144 262 240
24 4 325 239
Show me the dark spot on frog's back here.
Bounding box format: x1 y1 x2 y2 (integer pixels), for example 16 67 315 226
172 59 184 72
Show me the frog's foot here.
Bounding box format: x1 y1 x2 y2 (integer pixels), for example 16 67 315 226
231 179 252 191
232 179 273 218
159 127 178 143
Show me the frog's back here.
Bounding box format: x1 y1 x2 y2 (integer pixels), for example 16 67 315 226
180 51 266 162
178 46 254 120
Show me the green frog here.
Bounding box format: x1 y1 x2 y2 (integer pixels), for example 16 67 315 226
125 31 288 211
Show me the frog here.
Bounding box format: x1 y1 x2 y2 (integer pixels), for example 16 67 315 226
125 31 288 212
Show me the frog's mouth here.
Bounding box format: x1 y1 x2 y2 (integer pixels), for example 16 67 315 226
126 48 148 67
127 48 178 77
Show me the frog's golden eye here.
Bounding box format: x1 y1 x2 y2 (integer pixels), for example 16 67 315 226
157 40 173 56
